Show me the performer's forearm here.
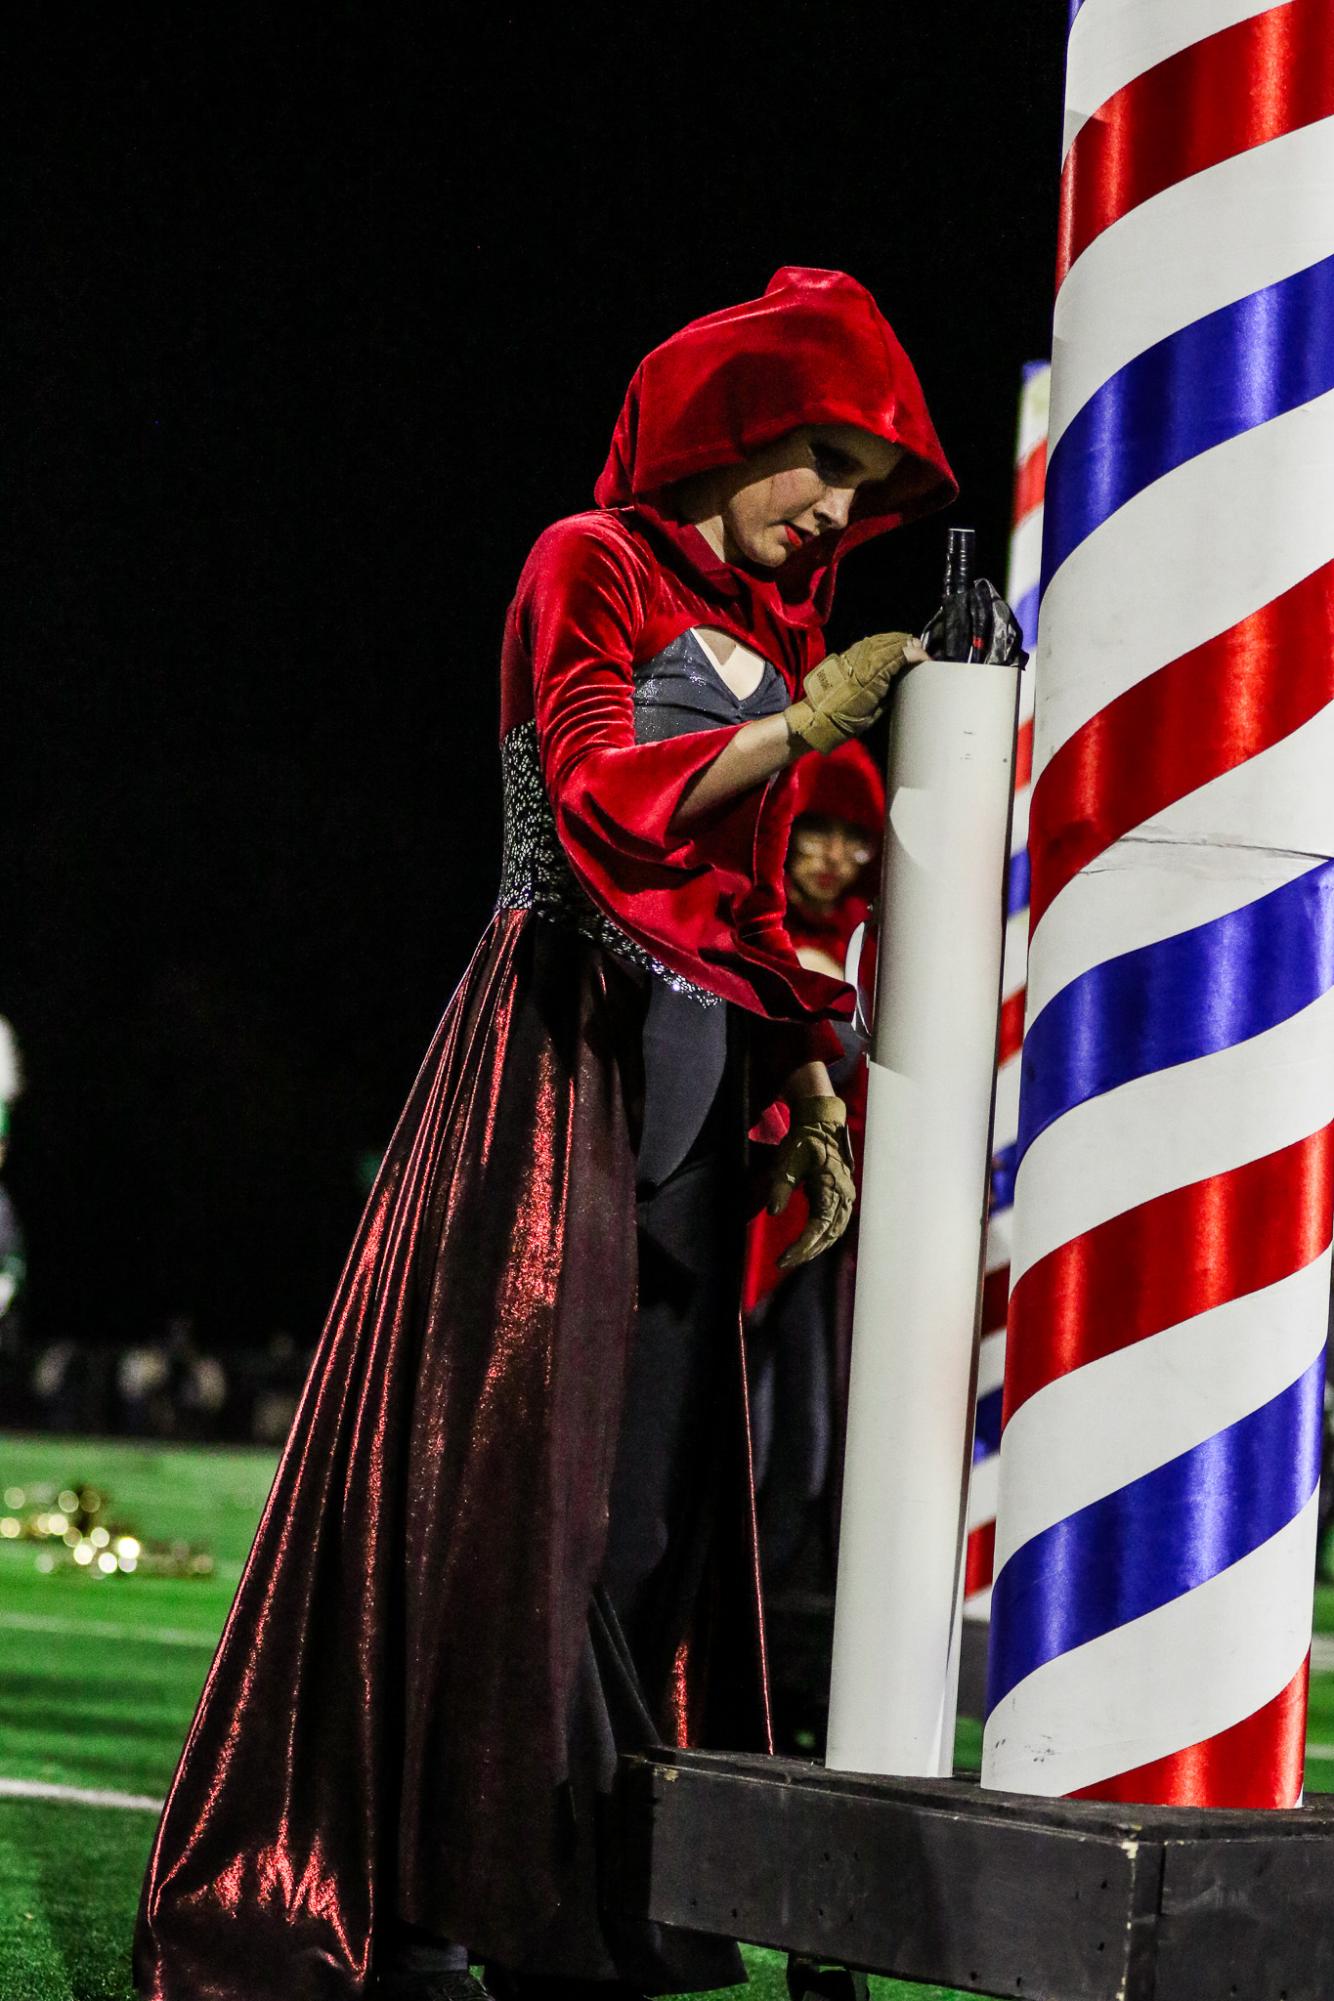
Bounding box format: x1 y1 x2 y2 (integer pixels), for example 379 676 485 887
783 1059 834 1104
670 633 929 828
669 712 805 826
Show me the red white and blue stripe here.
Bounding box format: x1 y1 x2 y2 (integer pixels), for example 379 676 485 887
981 0 1334 1806
965 361 1049 1618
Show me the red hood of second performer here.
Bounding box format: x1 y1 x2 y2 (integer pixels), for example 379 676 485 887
594 265 957 631
786 736 886 848
785 737 887 908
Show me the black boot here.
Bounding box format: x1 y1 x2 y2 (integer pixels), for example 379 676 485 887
485 1974 648 2001
376 1972 493 2001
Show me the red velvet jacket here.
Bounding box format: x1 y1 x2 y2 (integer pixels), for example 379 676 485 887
500 265 954 1085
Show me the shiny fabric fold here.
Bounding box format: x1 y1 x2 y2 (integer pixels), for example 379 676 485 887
136 911 762 2001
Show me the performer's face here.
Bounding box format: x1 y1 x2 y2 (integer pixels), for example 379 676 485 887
689 424 904 570
787 814 872 909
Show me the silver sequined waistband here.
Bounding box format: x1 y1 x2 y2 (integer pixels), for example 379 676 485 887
494 720 721 1008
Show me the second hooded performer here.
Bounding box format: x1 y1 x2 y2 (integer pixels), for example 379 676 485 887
134 266 957 2001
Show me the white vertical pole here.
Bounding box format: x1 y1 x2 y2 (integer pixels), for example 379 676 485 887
826 659 1020 1777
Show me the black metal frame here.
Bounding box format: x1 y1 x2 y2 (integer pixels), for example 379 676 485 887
614 1748 1334 2001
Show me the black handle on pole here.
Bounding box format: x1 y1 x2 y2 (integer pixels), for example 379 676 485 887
920 526 1028 669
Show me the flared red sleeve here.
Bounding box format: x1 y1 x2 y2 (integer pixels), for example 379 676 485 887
511 514 853 1037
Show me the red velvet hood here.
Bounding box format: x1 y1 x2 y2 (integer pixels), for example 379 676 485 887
786 738 886 903
787 737 886 844
594 266 956 630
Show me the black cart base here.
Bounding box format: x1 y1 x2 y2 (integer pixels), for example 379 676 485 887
614 1748 1334 2001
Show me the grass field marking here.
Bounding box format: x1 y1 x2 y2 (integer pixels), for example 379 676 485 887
0 1611 216 1649
1312 1634 1334 1671
0 1777 163 1813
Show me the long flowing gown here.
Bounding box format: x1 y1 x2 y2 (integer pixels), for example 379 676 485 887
134 263 957 2001
134 520 847 2001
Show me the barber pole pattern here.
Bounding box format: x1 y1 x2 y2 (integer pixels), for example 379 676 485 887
981 0 1334 1806
964 362 1050 1619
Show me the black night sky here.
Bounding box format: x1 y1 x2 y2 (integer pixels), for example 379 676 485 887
12 9 1068 1350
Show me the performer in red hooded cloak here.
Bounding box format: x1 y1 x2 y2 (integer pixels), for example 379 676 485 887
134 267 955 2001
744 741 886 1609
744 738 887 1306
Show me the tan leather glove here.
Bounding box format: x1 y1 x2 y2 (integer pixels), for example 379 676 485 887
784 630 915 755
768 1095 857 1269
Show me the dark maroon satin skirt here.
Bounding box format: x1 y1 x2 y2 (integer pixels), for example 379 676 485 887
134 909 767 2001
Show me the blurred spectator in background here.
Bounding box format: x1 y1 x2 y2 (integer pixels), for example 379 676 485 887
25 1320 307 1444
745 740 883 1593
0 1017 28 1396
29 1339 113 1434
117 1314 228 1439
238 1328 308 1445
0 1105 27 1372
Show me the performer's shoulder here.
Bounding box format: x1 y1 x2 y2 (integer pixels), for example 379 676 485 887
521 508 654 586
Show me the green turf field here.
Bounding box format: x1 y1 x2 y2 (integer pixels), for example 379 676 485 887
0 1432 1330 2001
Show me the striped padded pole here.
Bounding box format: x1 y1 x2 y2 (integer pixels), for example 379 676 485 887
982 0 1334 1805
965 361 1050 1620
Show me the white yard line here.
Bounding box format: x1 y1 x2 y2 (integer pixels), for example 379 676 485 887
1312 1634 1334 1673
0 1776 163 1812
0 1610 216 1649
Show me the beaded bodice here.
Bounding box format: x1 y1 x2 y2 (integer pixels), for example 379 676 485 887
495 718 720 1003
495 629 788 1008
